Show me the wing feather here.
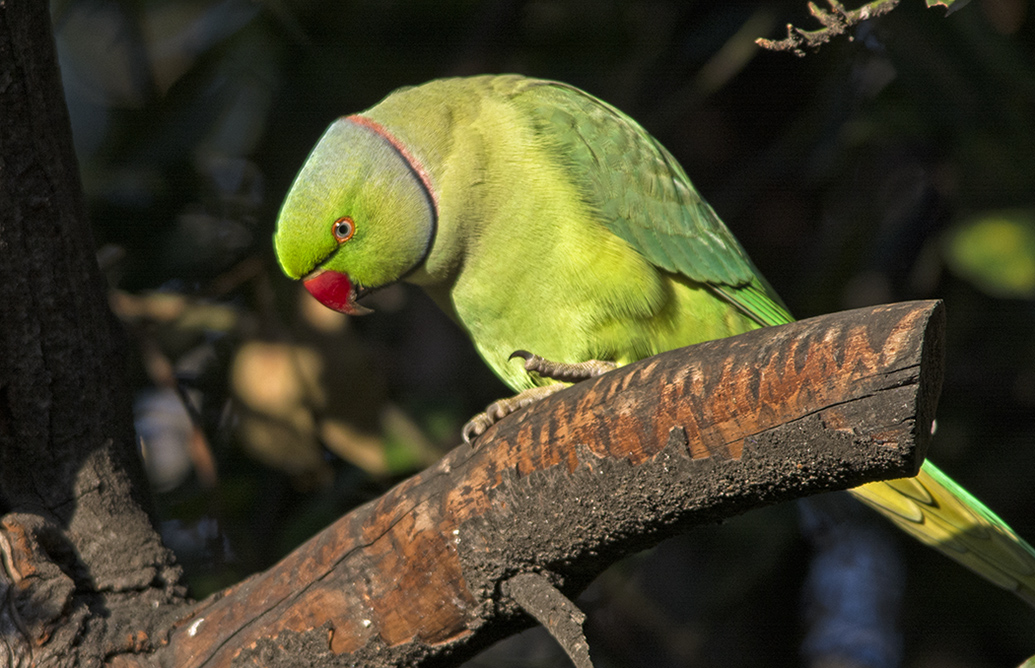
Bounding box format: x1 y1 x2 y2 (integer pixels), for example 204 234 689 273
511 81 793 327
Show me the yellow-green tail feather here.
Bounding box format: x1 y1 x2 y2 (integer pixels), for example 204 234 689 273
850 461 1035 606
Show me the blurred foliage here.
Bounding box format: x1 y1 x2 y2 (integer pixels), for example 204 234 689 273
944 210 1035 298
53 0 1035 666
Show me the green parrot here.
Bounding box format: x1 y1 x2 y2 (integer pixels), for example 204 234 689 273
273 74 1035 607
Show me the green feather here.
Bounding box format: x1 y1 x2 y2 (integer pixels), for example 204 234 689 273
514 81 760 288
507 80 795 329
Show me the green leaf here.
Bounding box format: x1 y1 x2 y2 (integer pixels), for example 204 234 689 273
926 0 971 15
943 210 1035 299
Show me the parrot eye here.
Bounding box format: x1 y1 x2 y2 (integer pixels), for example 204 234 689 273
332 216 355 243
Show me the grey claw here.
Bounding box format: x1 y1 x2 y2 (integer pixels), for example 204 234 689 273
461 385 567 447
509 349 541 373
462 414 491 446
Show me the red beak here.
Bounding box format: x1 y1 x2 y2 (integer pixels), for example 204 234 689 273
302 269 372 315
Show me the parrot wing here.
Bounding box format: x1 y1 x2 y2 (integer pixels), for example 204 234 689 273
514 80 793 328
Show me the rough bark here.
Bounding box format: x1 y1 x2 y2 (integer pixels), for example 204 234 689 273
0 2 187 665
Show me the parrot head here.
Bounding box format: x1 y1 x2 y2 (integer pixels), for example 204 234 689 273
273 117 436 314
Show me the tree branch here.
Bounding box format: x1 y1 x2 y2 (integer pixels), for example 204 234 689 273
130 300 943 668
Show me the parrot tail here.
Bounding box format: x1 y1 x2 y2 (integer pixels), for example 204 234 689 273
848 461 1035 608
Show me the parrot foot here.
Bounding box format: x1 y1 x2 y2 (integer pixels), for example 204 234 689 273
509 350 617 382
462 384 566 446
461 352 618 446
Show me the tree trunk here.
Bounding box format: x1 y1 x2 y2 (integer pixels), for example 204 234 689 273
0 1 187 664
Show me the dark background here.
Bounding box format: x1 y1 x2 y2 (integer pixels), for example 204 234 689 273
54 0 1035 665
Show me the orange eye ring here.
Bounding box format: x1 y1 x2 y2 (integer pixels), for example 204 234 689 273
332 216 355 243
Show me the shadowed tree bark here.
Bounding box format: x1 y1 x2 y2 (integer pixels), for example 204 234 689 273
0 2 944 667
0 1 187 663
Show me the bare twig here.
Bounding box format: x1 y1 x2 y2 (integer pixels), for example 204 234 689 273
504 573 594 668
757 0 901 56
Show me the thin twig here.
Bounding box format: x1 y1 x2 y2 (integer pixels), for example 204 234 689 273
756 0 901 56
503 573 594 668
